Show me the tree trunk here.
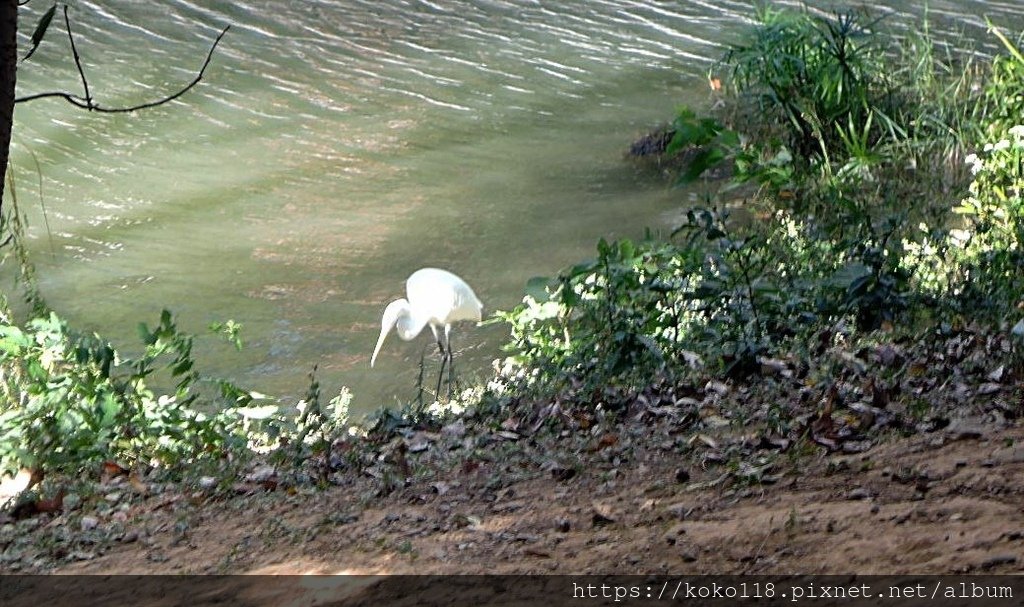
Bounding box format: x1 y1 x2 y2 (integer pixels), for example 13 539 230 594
0 0 16 214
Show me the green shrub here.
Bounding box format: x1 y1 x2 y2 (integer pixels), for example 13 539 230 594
498 207 850 393
952 124 1024 310
669 8 999 330
0 308 262 481
975 27 1024 137
498 236 697 393
723 7 894 162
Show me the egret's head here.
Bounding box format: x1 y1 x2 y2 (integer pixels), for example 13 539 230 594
370 299 409 367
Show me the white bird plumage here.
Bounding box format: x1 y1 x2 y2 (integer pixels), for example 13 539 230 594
371 268 483 398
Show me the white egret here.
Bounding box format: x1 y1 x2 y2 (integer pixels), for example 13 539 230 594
371 268 483 401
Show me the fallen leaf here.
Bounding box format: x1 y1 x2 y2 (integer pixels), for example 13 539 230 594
704 380 729 396
101 461 128 483
35 488 66 514
592 433 618 451
551 466 576 482
128 472 149 496
591 504 616 527
977 383 1001 395
688 433 718 449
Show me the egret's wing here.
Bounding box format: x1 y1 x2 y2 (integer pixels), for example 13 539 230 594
407 268 482 324
451 284 483 322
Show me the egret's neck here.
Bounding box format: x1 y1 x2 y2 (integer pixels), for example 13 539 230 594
395 308 430 341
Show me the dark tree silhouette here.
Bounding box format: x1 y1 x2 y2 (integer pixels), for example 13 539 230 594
0 0 17 213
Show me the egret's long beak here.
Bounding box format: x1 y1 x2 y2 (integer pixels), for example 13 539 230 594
370 317 395 367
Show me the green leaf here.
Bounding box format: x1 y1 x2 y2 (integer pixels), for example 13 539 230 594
98 394 120 427
23 4 57 62
171 358 193 377
137 322 153 344
705 226 727 240
0 325 29 355
98 345 114 378
676 146 727 184
567 259 597 278
829 262 871 288
27 359 47 382
618 239 636 261
716 129 741 148
846 274 872 297
666 112 723 156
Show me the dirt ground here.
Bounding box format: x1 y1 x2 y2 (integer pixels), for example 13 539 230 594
29 420 1021 576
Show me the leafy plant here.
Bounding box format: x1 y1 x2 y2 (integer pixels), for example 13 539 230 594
498 235 698 394
952 124 1024 311
498 207 833 393
665 109 740 184
724 7 892 161
0 306 265 482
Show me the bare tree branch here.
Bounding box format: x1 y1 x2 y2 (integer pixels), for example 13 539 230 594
96 26 230 113
11 90 85 106
63 5 90 106
14 15 230 113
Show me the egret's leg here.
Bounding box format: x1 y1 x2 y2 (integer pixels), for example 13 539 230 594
445 325 455 398
431 325 447 402
415 341 430 410
434 349 447 402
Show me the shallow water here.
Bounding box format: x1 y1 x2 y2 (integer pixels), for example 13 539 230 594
7 1 1022 415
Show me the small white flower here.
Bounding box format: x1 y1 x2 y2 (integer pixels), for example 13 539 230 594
964 153 983 175
984 143 994 152
1008 124 1024 139
993 139 1011 151
949 229 971 245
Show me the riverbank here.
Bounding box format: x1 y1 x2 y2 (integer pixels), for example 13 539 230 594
3 315 1021 574
4 410 1022 575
